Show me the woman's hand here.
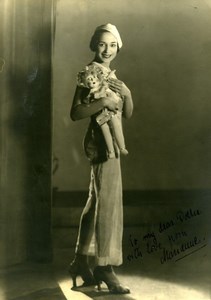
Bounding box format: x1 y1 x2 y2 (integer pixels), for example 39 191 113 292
108 78 131 98
107 78 133 118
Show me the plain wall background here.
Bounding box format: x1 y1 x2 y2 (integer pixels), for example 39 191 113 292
53 0 211 191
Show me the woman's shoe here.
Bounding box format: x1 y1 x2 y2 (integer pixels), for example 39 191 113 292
93 265 130 294
68 257 96 288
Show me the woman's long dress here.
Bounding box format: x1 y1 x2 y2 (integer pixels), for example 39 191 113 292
75 156 123 266
75 62 124 266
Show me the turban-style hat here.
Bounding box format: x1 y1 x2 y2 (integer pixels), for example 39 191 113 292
90 23 123 51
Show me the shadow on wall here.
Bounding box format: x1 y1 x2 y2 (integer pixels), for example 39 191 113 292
8 23 53 263
0 0 54 268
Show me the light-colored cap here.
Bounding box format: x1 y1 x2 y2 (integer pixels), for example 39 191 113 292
94 23 123 48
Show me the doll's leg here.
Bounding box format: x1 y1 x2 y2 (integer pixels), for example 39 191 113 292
110 115 128 155
100 123 115 158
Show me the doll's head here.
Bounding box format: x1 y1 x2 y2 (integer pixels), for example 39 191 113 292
77 64 105 91
84 73 100 90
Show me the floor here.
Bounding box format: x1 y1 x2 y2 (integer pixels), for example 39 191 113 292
0 236 210 300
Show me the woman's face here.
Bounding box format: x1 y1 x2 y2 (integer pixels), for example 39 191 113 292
94 32 118 67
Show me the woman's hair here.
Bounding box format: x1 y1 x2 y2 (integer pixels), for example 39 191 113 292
89 29 120 53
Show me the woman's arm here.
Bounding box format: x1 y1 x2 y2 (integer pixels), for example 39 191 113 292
70 86 119 121
122 90 133 119
108 78 133 119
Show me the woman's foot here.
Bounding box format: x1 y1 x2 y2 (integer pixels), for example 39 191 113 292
68 254 96 288
93 265 130 294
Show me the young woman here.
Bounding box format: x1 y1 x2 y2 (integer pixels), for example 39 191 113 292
69 23 133 294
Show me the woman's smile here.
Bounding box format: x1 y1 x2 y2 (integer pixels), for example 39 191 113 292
102 54 111 58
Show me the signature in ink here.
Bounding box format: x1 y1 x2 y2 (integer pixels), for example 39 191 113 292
160 236 207 264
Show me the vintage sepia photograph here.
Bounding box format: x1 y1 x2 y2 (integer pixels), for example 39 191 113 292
0 0 211 299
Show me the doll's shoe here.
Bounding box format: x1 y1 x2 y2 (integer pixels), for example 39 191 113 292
120 148 128 155
93 265 130 294
68 258 96 288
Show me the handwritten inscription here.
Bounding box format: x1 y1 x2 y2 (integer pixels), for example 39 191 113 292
176 208 201 222
168 231 187 245
159 208 201 233
143 232 162 254
160 236 201 264
127 235 143 261
127 208 206 264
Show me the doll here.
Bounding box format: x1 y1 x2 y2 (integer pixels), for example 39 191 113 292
77 63 128 158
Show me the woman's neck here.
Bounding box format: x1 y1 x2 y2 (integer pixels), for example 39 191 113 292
92 59 111 70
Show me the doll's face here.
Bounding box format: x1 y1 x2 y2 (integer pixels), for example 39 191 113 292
94 32 118 67
85 74 101 89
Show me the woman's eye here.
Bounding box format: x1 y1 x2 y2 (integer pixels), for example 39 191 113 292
111 44 117 48
98 43 105 47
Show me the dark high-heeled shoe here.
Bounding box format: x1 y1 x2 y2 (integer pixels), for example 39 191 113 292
93 265 130 294
68 258 96 288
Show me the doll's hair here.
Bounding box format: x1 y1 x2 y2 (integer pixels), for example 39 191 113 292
89 29 120 53
77 64 105 88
